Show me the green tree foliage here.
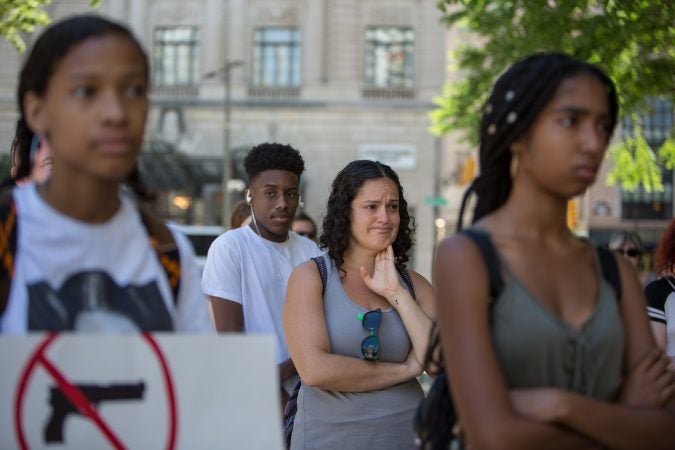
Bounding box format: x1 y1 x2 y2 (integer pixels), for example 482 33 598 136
432 0 675 191
0 0 52 52
0 0 100 52
606 124 663 192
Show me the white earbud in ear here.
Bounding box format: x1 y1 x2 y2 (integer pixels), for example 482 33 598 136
245 190 252 205
299 195 304 209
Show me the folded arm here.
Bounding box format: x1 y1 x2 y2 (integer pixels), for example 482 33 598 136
510 257 675 449
284 260 422 393
436 236 614 450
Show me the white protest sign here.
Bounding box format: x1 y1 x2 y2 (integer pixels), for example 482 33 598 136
0 333 283 450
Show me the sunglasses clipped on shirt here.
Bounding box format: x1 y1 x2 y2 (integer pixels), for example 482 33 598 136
616 248 641 258
360 309 382 361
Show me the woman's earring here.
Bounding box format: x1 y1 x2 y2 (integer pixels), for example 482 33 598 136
510 154 519 178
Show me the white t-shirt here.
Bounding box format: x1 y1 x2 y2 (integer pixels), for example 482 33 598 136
1 183 212 334
201 226 320 364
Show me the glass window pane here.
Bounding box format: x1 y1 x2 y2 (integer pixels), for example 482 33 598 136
153 26 199 86
364 27 414 88
252 27 300 87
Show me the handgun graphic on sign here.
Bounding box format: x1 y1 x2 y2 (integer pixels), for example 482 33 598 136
44 382 146 443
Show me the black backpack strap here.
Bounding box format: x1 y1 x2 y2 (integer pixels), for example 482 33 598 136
461 228 504 300
282 380 301 449
597 247 622 301
287 256 327 449
0 188 17 318
138 208 181 306
311 256 328 297
399 269 416 300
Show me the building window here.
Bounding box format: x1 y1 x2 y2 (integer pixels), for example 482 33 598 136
153 26 200 86
364 27 414 89
252 27 301 87
621 97 673 220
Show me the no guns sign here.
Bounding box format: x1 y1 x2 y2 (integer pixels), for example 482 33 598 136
1 333 282 450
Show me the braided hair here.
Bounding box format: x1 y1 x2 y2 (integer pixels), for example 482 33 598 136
417 53 619 450
456 52 619 231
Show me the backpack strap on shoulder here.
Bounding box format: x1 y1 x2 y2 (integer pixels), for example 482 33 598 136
597 247 622 302
0 188 17 318
461 228 504 301
311 256 328 297
399 269 416 300
138 208 181 305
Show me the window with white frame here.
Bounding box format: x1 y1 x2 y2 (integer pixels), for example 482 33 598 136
252 27 301 87
364 27 414 88
153 26 200 86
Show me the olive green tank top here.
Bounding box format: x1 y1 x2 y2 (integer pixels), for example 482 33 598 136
490 239 625 400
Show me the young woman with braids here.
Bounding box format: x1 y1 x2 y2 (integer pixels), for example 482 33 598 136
283 160 435 449
646 219 675 362
430 53 675 449
1 15 211 334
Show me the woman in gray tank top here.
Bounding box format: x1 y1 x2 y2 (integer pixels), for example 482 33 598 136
429 53 675 449
284 160 436 449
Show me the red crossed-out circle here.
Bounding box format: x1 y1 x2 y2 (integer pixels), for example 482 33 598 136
14 332 178 450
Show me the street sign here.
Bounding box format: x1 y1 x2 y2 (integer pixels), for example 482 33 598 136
425 196 447 206
357 144 418 170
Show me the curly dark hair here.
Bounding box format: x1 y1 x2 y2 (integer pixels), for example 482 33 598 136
319 160 415 274
654 219 675 275
243 142 305 182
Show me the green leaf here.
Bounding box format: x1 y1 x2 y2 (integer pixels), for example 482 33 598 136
0 0 102 52
432 0 674 190
606 125 664 192
658 137 675 170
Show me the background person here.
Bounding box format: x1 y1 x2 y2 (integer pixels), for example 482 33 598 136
230 198 252 229
609 230 648 283
430 53 675 449
24 135 53 184
3 120 53 188
291 211 317 242
284 160 435 450
202 142 320 409
1 14 211 334
7 119 33 183
646 219 675 360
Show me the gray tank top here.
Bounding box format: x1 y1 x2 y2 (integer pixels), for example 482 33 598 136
290 253 423 450
491 243 625 400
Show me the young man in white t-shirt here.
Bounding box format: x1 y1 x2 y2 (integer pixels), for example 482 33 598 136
201 143 320 408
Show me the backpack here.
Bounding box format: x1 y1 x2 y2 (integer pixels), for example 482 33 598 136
282 255 417 449
0 188 181 321
414 228 622 450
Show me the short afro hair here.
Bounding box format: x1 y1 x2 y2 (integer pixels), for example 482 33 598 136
244 142 305 182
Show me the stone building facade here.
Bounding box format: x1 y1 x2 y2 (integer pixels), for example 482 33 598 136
1 1 669 276
0 0 449 277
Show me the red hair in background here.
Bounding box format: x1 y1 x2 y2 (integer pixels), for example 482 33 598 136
654 219 675 275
